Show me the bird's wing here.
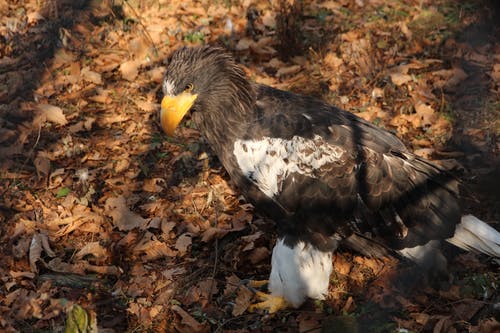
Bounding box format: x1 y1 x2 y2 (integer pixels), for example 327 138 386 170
232 85 460 249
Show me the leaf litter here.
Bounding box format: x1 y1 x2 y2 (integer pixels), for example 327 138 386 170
0 0 499 332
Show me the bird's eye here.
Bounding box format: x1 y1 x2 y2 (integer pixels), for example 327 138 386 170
184 83 194 92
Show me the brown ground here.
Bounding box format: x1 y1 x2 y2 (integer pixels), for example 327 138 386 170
0 0 499 332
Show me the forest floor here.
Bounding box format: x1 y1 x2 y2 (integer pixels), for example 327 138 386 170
0 0 499 332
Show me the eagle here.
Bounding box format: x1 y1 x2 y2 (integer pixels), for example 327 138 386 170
159 45 500 313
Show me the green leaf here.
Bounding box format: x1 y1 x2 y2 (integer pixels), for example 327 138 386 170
57 187 71 198
64 304 88 333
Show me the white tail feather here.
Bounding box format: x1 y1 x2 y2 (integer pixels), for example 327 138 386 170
446 215 500 257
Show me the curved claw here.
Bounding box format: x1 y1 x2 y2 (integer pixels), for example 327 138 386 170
248 291 290 314
247 279 268 289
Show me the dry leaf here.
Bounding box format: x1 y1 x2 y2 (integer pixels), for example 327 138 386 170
27 12 45 24
171 305 209 333
114 157 130 173
472 318 500 333
133 232 177 260
324 53 343 70
276 65 302 78
120 60 141 81
232 285 253 316
175 233 192 255
88 88 111 104
433 315 453 333
162 266 186 279
75 241 108 260
390 72 412 86
39 232 56 257
9 271 36 279
146 66 166 83
261 11 276 27
29 233 43 272
414 148 435 159
201 227 230 242
235 37 255 51
334 254 352 275
128 37 149 60
414 102 436 126
298 313 322 333
81 67 102 84
491 63 500 82
248 246 269 264
161 221 176 235
223 274 241 297
105 196 148 231
34 151 51 179
135 100 158 112
36 104 68 125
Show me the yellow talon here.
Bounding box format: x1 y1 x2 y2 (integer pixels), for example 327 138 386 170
248 279 268 288
248 291 290 313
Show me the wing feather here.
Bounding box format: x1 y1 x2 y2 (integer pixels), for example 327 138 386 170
233 84 460 250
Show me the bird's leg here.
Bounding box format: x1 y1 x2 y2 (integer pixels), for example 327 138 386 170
248 291 290 314
243 279 290 313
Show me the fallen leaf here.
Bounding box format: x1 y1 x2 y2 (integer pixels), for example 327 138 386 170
171 305 209 333
120 60 141 81
414 148 435 159
175 233 192 255
146 66 165 83
40 232 56 257
472 318 500 333
29 233 43 272
75 242 108 260
104 196 148 231
81 67 102 84
235 37 255 51
223 274 241 297
34 151 51 179
201 227 230 242
298 313 322 333
232 285 253 316
133 232 177 260
390 72 412 86
248 246 269 264
37 104 68 126
324 53 343 70
135 100 158 112
88 88 111 104
27 11 45 24
162 266 186 279
414 102 436 126
432 315 453 333
261 11 276 27
276 65 302 78
334 254 352 275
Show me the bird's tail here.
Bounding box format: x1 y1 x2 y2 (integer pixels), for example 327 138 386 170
446 215 500 257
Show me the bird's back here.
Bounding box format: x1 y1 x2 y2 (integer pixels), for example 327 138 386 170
228 83 460 253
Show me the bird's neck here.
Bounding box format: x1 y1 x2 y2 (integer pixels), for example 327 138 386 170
196 81 256 149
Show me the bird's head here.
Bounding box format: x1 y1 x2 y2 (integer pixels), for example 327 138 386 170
160 46 254 136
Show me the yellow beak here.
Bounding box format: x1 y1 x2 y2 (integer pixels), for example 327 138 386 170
160 92 198 136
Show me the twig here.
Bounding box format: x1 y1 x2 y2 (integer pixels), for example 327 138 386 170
122 0 159 57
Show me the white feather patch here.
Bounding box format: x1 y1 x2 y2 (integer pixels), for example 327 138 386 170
233 135 344 197
398 239 441 263
446 215 500 257
269 239 333 308
163 79 174 96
